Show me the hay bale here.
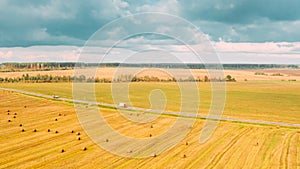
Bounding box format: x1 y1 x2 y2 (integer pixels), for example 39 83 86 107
106 139 109 142
83 147 87 151
24 106 27 108
58 113 62 116
14 113 17 115
8 119 11 122
33 129 37 132
13 116 16 118
55 131 59 134
61 149 65 153
7 110 10 112
150 125 153 128
78 137 81 140
149 134 152 137
7 113 10 115
77 132 80 136
183 154 187 158
19 124 22 127
185 142 188 145
48 129 51 132
22 129 25 132
55 118 58 121
71 130 74 133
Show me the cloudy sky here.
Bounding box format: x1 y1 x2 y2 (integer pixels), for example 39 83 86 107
0 0 299 63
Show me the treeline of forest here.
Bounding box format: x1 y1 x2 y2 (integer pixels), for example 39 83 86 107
1 62 298 72
0 74 236 83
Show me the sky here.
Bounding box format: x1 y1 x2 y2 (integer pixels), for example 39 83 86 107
0 0 300 64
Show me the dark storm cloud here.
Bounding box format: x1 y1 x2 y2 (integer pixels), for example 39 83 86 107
0 0 120 47
177 0 300 42
179 0 300 23
0 0 300 47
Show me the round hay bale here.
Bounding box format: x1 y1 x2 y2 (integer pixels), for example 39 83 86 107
7 110 10 112
21 129 25 132
48 129 51 132
77 132 80 136
185 142 188 145
13 116 16 118
106 139 109 142
149 134 152 137
58 113 62 116
55 131 59 134
78 137 81 140
71 130 74 133
61 149 65 153
24 106 27 108
14 113 17 115
55 118 58 121
8 119 11 122
33 129 37 132
7 113 10 115
150 125 153 128
19 124 22 127
83 147 87 151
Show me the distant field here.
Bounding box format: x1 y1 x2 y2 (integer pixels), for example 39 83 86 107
1 81 299 124
0 91 299 168
0 68 299 81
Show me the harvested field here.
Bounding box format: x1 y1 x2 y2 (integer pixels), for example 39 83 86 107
0 91 299 168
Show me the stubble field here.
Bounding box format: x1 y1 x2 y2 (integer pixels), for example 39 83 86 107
0 89 299 168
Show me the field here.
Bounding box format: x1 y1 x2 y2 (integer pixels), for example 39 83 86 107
1 81 300 123
0 68 299 81
0 88 299 168
0 69 300 168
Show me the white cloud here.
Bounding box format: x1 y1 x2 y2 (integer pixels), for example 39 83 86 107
0 50 13 59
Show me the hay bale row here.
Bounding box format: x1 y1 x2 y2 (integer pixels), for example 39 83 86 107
60 147 88 153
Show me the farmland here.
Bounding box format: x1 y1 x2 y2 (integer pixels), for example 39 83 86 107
0 68 299 81
0 68 300 168
1 80 300 124
0 88 299 168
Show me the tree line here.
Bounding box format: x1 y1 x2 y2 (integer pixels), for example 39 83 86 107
1 62 298 72
0 74 236 83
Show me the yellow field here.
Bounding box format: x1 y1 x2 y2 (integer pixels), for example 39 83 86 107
0 68 299 81
0 90 299 168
